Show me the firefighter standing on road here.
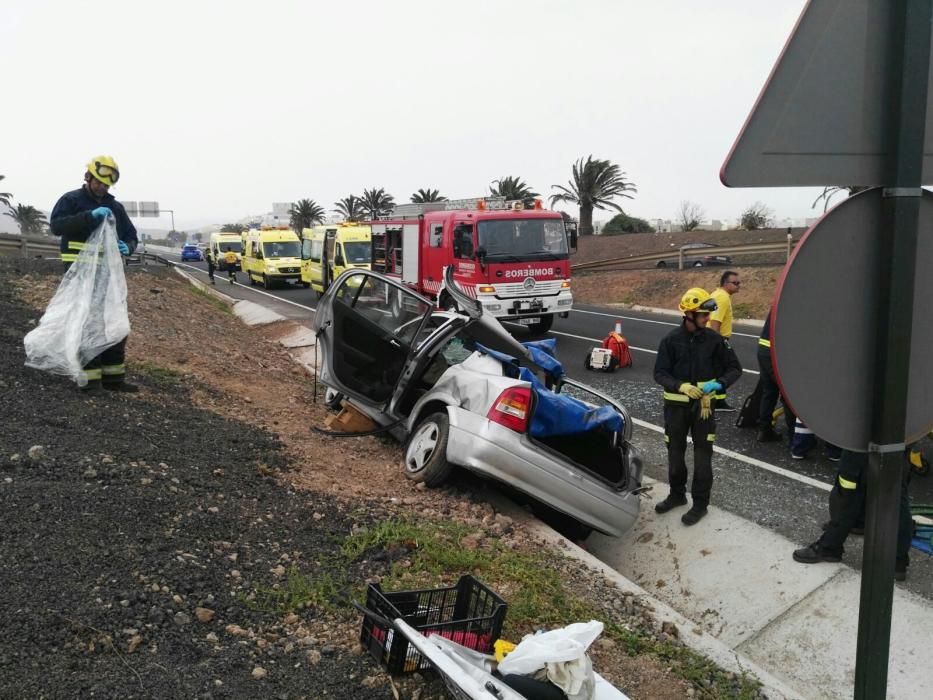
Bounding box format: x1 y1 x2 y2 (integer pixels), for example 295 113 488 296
50 155 138 392
654 288 742 525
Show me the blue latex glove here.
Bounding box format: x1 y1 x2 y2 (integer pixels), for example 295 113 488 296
117 240 130 256
702 380 723 394
91 206 112 220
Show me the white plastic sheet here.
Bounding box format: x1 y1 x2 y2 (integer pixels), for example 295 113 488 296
24 217 130 386
497 620 604 700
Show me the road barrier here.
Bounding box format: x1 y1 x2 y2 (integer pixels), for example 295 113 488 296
0 232 60 257
0 233 173 269
573 235 799 272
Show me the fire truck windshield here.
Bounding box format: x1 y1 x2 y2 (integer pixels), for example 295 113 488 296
477 219 569 260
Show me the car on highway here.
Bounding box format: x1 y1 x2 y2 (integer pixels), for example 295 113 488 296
312 266 643 537
180 244 203 262
656 242 732 268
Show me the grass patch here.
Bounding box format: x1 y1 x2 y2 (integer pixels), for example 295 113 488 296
242 566 343 614
187 283 233 314
134 361 185 384
242 518 761 697
731 301 757 320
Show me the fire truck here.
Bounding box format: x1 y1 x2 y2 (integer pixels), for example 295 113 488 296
370 197 576 334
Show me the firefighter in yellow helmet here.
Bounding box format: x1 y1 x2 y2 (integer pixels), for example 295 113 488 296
653 288 742 525
49 155 139 392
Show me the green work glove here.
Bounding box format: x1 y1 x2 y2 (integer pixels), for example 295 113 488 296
679 383 704 400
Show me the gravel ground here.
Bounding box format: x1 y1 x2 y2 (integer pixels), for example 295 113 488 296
0 259 398 699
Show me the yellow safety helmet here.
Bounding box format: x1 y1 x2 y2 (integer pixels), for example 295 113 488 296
86 155 120 186
679 287 718 314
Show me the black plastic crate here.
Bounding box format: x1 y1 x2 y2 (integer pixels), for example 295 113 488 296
359 575 507 674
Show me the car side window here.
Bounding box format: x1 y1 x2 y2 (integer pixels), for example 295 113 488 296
336 274 431 343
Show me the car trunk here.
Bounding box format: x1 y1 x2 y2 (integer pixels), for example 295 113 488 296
532 427 637 492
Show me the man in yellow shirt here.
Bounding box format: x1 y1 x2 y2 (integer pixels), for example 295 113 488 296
709 271 740 410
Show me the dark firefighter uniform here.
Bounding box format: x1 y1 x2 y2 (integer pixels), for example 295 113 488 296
800 450 912 578
50 187 137 389
654 322 742 511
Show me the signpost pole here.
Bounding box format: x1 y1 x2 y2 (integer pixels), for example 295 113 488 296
854 1 931 697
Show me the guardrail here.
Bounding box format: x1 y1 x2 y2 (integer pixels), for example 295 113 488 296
573 235 799 272
0 233 174 268
0 232 61 257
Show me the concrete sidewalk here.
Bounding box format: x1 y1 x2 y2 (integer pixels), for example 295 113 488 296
588 475 932 699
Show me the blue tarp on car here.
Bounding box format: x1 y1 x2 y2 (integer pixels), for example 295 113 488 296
476 339 624 438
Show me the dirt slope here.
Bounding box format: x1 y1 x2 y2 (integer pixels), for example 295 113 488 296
0 258 762 699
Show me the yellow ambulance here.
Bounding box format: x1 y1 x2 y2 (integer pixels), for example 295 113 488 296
299 222 372 295
241 227 303 288
208 232 243 271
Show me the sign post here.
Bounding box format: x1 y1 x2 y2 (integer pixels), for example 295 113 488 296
722 1 933 696
857 2 929 695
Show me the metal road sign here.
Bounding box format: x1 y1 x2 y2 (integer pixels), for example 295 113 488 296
122 201 138 217
771 188 933 449
721 0 933 187
138 201 160 218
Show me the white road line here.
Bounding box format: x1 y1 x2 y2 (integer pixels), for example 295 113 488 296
551 330 761 376
631 417 832 492
174 261 317 313
572 308 760 339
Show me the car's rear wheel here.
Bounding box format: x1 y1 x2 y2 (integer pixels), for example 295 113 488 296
404 412 453 487
656 260 667 268
262 273 270 289
249 272 256 286
693 261 704 268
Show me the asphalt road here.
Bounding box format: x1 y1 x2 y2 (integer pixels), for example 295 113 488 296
156 250 933 596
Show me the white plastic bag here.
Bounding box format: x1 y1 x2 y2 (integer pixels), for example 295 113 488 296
497 620 603 700
24 217 130 386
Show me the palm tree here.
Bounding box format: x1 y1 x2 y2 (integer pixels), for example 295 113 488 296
0 175 11 210
490 176 539 208
288 198 326 234
4 203 48 235
220 223 246 233
360 187 396 219
811 186 869 212
334 195 366 221
410 188 447 203
549 155 637 236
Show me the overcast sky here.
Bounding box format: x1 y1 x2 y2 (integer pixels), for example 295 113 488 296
2 0 825 230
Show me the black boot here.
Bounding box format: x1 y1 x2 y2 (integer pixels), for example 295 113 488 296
681 506 708 526
757 427 782 443
793 543 842 564
654 494 688 514
104 381 140 393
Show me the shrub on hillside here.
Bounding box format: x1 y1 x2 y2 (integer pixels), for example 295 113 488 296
602 212 656 235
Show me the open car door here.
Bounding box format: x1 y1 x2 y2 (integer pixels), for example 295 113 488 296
314 270 433 408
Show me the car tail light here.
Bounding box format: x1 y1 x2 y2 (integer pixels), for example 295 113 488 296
487 386 532 432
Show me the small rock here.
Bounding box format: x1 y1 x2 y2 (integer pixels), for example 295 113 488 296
9 454 21 464
230 569 242 579
172 594 183 605
225 624 249 637
148 606 165 624
140 478 152 485
271 565 286 578
321 644 336 656
206 632 219 643
207 506 219 514
251 666 267 680
127 635 143 653
173 612 192 626
27 445 45 462
661 621 679 638
312 512 324 521
283 613 299 625
101 455 114 465
306 650 321 666
195 607 215 623
83 468 98 479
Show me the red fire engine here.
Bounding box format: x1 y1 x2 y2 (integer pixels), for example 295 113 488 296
371 197 576 334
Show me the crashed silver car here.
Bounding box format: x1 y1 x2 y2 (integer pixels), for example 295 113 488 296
311 267 643 537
